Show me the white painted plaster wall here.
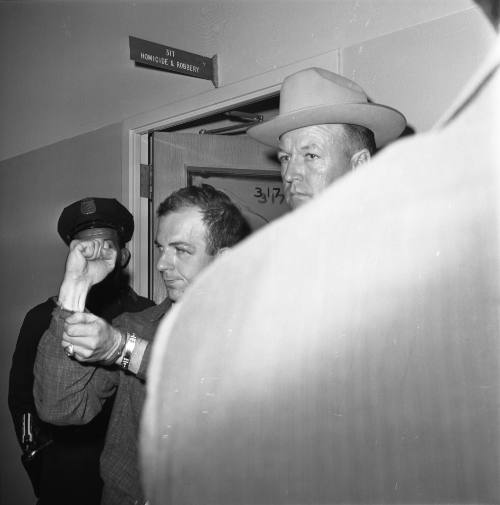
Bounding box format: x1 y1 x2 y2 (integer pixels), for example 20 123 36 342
0 0 486 162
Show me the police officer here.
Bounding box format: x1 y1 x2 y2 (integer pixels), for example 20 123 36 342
8 197 154 505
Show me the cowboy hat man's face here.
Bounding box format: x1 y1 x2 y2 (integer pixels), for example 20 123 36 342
278 124 362 209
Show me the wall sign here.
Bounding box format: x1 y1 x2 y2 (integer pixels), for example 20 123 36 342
129 36 219 87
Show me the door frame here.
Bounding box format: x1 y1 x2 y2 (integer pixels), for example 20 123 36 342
122 49 339 296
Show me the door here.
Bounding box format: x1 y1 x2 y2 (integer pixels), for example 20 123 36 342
152 132 288 302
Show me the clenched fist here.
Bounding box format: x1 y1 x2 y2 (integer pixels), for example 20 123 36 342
65 238 118 287
58 238 119 312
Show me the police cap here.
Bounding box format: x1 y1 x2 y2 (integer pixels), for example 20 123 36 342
57 197 134 245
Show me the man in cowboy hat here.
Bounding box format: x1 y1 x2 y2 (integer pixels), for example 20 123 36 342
140 1 499 504
247 67 406 209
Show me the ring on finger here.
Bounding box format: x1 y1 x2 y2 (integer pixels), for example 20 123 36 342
65 343 75 358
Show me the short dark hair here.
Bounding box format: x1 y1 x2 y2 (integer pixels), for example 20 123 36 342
157 184 251 255
342 124 377 156
475 0 500 26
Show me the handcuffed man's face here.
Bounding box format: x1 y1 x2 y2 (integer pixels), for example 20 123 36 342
155 207 215 302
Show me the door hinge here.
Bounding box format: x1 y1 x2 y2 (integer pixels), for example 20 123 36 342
140 164 153 200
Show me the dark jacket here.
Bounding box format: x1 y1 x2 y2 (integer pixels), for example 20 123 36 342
9 286 154 505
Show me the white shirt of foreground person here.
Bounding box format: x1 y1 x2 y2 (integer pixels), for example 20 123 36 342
141 36 500 505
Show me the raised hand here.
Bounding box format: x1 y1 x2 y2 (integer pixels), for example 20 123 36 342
58 239 118 312
65 239 117 286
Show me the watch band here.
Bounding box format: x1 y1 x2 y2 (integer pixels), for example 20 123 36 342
120 332 137 371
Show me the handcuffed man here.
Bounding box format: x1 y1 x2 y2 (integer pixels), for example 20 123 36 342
34 185 250 505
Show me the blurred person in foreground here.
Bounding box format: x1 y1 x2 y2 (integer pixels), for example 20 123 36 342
141 1 500 504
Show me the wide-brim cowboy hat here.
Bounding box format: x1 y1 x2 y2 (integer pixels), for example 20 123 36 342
247 67 406 148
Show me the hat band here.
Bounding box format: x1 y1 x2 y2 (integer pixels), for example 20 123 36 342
71 220 120 237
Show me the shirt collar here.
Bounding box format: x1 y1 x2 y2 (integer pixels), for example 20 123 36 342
149 297 173 322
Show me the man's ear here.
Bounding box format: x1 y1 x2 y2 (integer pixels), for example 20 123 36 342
350 148 371 170
119 248 131 269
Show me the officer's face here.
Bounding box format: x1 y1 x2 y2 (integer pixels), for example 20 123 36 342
155 207 215 302
277 124 351 209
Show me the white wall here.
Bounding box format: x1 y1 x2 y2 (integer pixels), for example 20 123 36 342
341 7 494 132
0 0 486 162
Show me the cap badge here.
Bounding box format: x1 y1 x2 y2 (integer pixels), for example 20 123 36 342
80 198 97 215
